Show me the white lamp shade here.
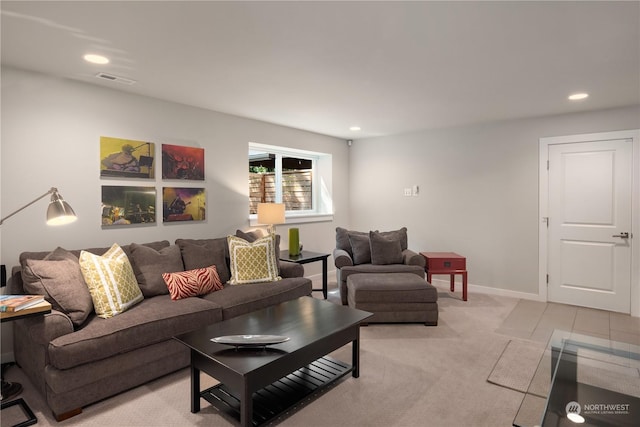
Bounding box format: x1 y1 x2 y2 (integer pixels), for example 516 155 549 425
257 203 285 225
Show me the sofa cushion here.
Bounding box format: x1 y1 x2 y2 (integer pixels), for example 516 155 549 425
176 238 231 283
347 273 437 304
129 243 184 297
47 295 222 370
227 234 281 284
22 248 93 327
19 241 171 267
348 232 372 265
79 244 144 319
162 265 224 300
370 231 403 265
202 277 312 319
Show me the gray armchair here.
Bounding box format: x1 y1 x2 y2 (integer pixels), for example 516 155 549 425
333 227 426 305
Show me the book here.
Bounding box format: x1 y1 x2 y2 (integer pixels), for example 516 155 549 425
0 295 46 312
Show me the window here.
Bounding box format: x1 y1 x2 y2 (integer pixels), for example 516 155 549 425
248 142 333 223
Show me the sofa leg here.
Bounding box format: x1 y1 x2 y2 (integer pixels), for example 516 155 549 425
55 407 82 421
424 320 438 326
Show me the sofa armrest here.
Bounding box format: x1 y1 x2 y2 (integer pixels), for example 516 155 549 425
20 309 74 345
279 260 304 278
333 248 353 269
403 249 426 268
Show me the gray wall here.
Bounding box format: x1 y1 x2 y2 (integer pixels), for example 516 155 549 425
348 106 640 295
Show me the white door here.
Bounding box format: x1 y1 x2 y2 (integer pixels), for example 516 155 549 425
547 138 633 313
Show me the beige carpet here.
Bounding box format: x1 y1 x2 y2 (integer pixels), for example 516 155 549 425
3 288 534 427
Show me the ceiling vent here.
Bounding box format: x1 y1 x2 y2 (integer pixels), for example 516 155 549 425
95 72 136 85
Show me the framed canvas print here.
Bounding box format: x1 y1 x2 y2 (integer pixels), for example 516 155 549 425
161 144 205 180
100 136 155 179
101 186 157 226
162 187 206 222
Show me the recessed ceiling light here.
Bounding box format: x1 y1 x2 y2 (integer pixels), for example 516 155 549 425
568 93 589 101
349 126 361 131
83 54 109 65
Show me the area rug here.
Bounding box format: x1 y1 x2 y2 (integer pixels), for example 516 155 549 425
487 339 546 394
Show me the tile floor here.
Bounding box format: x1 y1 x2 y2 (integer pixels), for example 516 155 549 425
485 299 639 346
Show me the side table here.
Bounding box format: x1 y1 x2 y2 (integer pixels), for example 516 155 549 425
280 250 330 299
1 300 51 427
420 252 468 301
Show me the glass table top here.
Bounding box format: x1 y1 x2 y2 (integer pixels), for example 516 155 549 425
540 330 640 427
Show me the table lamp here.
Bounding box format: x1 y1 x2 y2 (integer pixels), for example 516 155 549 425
257 203 285 235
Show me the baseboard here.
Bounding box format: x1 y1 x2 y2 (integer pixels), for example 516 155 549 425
429 277 544 302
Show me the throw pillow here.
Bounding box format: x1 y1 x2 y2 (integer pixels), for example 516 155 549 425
370 231 404 265
129 243 184 297
336 227 369 258
22 248 94 327
236 229 281 272
348 232 372 265
379 227 408 251
227 234 281 284
175 238 231 284
79 243 144 319
162 265 224 300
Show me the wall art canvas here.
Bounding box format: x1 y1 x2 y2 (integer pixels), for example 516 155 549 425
162 144 205 180
100 136 155 179
101 186 157 226
162 187 206 222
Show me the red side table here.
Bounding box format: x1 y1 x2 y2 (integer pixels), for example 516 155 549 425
420 252 468 301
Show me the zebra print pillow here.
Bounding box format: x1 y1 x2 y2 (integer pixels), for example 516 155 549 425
162 265 224 300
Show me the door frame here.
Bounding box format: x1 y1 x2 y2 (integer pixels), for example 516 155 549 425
539 129 640 316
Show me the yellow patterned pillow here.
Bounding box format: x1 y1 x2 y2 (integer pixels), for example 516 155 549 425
79 243 144 318
227 234 281 284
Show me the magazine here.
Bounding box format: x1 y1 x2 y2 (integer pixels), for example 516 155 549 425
0 295 45 312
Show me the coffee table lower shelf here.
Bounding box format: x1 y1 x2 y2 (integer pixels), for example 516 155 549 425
201 356 351 426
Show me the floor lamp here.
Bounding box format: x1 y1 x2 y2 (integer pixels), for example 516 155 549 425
0 187 77 403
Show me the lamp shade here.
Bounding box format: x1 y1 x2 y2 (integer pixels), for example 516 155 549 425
257 203 285 226
46 190 77 226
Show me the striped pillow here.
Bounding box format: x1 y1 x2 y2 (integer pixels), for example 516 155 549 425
162 265 224 300
79 243 143 318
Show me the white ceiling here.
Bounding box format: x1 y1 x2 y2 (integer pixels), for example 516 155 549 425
2 1 639 139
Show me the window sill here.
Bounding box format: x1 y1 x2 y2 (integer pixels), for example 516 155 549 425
249 213 333 227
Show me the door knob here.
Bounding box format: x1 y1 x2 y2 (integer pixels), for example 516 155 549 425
612 232 630 238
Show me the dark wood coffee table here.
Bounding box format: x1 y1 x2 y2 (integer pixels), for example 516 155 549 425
174 297 372 427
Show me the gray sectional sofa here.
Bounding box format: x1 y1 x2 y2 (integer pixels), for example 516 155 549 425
9 233 312 421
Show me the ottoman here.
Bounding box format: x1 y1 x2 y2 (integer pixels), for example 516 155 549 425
347 273 438 326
